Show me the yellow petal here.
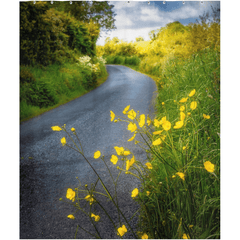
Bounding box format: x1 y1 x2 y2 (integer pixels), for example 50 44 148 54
189 89 196 97
94 151 101 159
51 126 62 131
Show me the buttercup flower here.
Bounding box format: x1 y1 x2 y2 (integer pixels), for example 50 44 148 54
159 116 167 125
126 156 135 170
51 126 62 131
176 172 185 181
127 109 136 120
189 89 196 97
139 114 145 127
180 112 186 121
180 105 185 112
204 161 215 172
145 162 153 169
66 188 76 202
114 146 125 155
131 188 139 198
61 137 66 146
152 138 162 146
91 213 100 222
203 114 210 119
85 195 95 205
153 130 163 135
128 122 137 132
187 112 191 116
179 97 188 103
141 233 149 239
128 133 136 142
182 233 190 239
117 225 127 236
146 191 150 196
71 127 75 132
67 214 75 220
173 121 184 129
190 101 197 110
123 150 131 156
183 146 186 150
162 120 171 131
123 105 130 114
94 150 101 159
154 119 161 127
110 111 115 122
162 102 165 105
110 155 118 165
147 115 151 125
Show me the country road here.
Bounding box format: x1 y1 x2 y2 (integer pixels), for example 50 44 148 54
20 65 157 239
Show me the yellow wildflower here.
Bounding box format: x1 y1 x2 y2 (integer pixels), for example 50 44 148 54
126 156 135 170
176 172 185 181
162 120 171 131
147 115 151 125
66 188 76 202
180 112 186 121
183 146 186 150
128 133 136 141
162 102 165 105
203 114 210 119
123 105 130 114
182 233 190 239
190 101 197 110
153 130 163 135
94 151 101 159
189 89 196 97
61 137 66 146
146 191 150 196
172 175 176 178
110 110 115 122
110 155 118 165
139 114 145 127
179 97 188 103
204 161 215 172
127 122 137 132
180 105 185 111
117 225 127 236
187 112 191 116
123 150 131 156
173 121 184 129
71 127 75 132
67 214 75 220
152 138 162 146
159 116 167 125
189 225 194 228
145 162 153 169
85 195 95 205
154 118 161 127
114 146 125 155
141 233 149 239
131 188 139 198
51 126 62 131
127 109 136 120
91 213 100 222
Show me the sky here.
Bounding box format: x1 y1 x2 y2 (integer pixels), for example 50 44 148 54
96 0 220 45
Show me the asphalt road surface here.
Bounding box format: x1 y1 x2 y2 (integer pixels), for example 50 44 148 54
20 65 157 239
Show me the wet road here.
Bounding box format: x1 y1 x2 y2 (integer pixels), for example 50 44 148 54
20 65 157 239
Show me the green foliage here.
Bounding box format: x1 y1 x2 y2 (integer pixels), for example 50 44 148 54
20 2 98 66
51 1 116 31
105 55 140 66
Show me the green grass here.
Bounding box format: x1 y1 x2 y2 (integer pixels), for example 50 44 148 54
134 48 220 239
20 60 108 123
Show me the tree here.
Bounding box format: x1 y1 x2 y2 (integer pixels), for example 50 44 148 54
51 1 116 32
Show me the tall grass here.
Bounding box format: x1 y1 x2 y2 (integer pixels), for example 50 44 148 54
136 48 220 239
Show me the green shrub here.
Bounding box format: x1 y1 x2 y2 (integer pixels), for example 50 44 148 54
125 56 141 66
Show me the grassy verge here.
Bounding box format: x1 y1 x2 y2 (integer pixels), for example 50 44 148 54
104 47 220 239
20 58 108 123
